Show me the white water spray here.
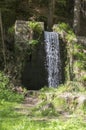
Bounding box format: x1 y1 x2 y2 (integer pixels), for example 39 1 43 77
44 31 61 87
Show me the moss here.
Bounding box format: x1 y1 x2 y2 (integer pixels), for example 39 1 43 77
53 23 86 84
53 22 72 34
8 26 15 35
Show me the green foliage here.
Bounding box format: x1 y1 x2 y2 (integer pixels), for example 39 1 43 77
74 61 84 70
53 22 86 83
40 86 56 92
53 96 67 110
73 43 86 61
26 21 43 46
73 43 86 83
0 84 86 130
0 116 86 130
58 0 66 5
0 71 9 90
41 82 86 94
53 23 76 43
60 82 86 93
53 22 70 32
28 40 39 45
28 21 43 35
66 31 76 43
0 86 86 130
0 71 24 102
8 25 15 35
81 75 86 82
41 107 58 117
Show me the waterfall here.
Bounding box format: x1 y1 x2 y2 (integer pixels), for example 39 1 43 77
44 31 61 87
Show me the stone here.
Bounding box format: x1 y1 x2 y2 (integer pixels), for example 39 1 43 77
15 20 44 43
15 20 31 42
77 95 86 106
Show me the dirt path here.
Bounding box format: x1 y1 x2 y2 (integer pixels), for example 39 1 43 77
15 91 86 121
23 96 39 107
15 91 41 115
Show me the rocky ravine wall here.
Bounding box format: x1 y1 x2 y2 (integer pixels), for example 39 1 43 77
14 20 48 90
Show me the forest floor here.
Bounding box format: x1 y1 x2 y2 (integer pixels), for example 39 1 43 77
0 84 86 130
16 91 75 120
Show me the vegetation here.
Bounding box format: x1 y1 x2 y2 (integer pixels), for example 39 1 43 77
53 23 86 84
0 0 86 130
0 65 86 130
28 21 43 45
0 71 24 102
0 80 86 130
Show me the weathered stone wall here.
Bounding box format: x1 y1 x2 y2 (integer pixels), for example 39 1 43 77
14 20 47 89
15 20 30 42
15 20 44 43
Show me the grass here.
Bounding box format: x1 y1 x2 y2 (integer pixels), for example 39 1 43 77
0 107 86 130
0 74 86 130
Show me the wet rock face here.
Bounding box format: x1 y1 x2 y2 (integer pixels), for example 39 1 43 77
22 43 48 90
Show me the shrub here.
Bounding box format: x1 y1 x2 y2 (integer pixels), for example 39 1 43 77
0 71 24 102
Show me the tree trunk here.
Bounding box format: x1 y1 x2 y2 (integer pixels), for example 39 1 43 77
48 0 55 30
0 10 6 70
73 0 81 35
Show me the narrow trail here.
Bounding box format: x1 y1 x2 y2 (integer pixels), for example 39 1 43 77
15 90 86 121
15 91 41 115
23 96 39 107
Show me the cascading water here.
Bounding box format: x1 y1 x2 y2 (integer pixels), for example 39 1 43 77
44 31 61 87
